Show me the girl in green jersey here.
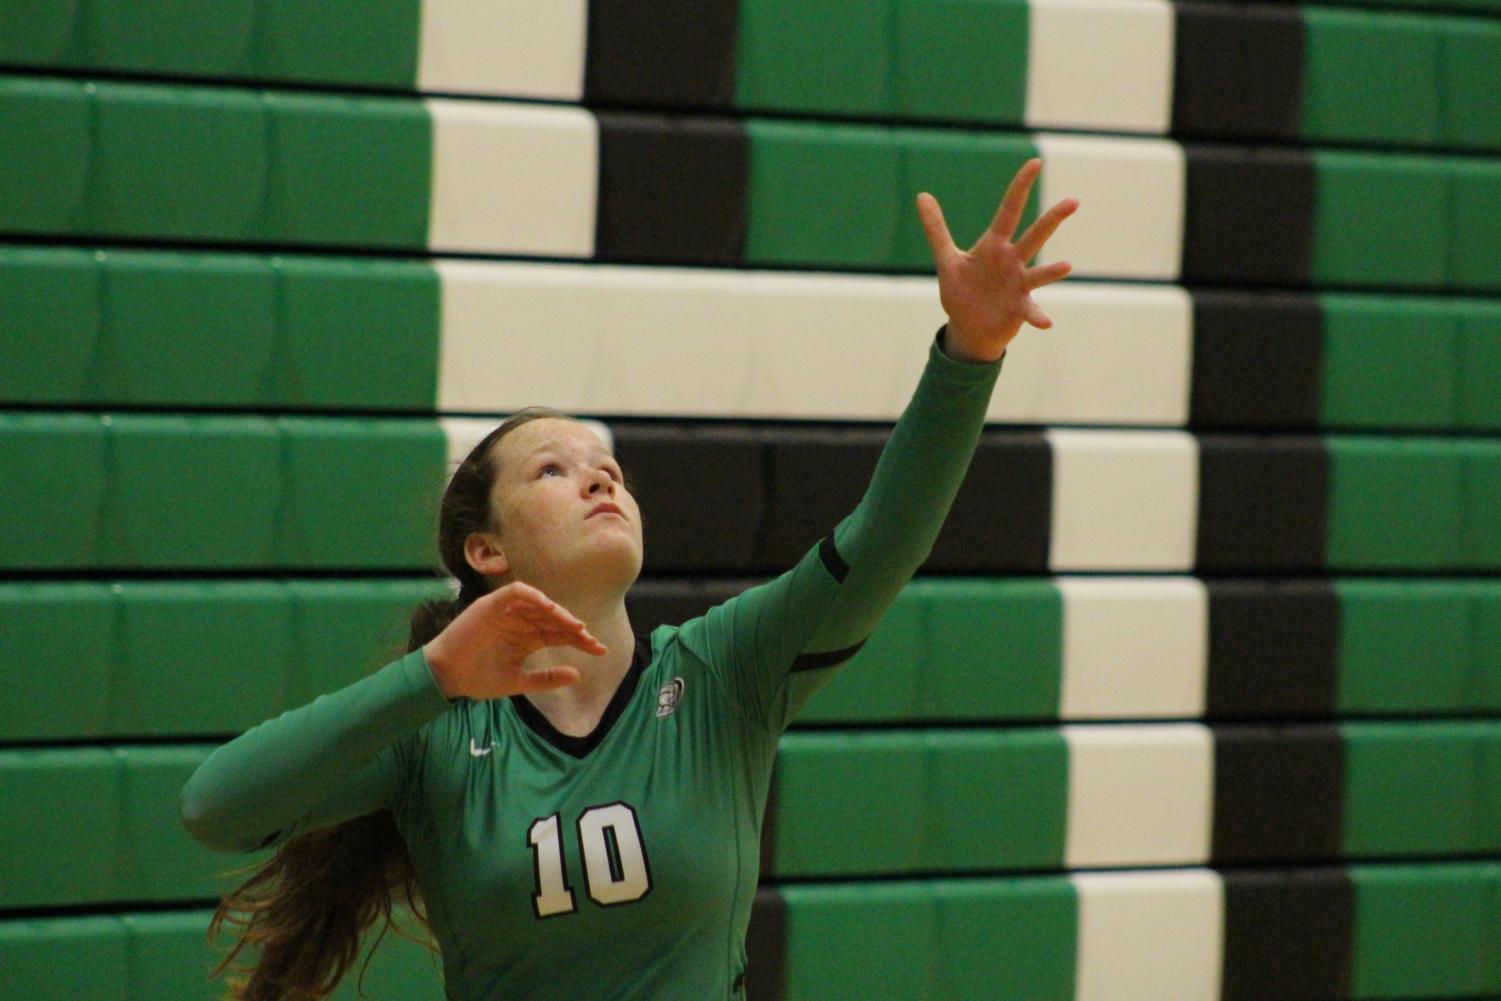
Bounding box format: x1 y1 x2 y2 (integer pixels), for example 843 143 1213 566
181 159 1076 1000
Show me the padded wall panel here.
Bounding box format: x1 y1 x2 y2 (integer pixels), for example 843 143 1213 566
1072 870 1222 1001
1349 862 1501 997
1220 868 1354 1001
420 0 586 98
0 248 441 410
773 877 1078 1001
1172 2 1302 139
585 0 735 107
1300 6 1440 147
1182 145 1316 284
769 730 1070 876
743 120 905 269
1188 291 1323 430
594 113 748 265
1204 580 1340 718
1325 437 1465 570
1056 577 1206 719
1318 294 1457 431
895 0 1030 124
1342 721 1501 857
1062 724 1213 867
434 261 929 420
1006 282 1192 426
1046 429 1198 571
797 579 1064 723
735 0 894 117
1033 133 1183 280
1335 580 1501 715
892 131 1038 270
1195 436 1328 572
1212 726 1345 862
1311 151 1448 290
426 99 595 256
0 416 445 571
1024 0 1173 133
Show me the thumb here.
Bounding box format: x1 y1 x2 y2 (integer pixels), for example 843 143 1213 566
916 192 957 269
515 665 582 694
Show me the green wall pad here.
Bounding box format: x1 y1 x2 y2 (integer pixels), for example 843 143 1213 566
0 75 431 247
0 246 441 410
0 412 446 569
0 580 450 741
0 907 447 1001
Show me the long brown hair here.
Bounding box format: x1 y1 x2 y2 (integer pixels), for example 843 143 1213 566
202 406 576 1000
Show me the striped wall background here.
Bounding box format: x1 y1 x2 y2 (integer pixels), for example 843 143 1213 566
2 1 1500 998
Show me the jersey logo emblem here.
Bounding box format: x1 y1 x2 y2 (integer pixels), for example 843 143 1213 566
470 738 497 757
656 677 684 718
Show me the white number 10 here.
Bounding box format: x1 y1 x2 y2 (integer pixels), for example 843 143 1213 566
527 802 652 918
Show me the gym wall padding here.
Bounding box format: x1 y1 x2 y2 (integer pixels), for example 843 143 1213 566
2 0 1499 998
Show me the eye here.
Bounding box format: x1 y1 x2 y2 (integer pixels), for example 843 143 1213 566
538 462 562 478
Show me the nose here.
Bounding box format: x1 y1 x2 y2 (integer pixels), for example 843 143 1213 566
585 469 615 496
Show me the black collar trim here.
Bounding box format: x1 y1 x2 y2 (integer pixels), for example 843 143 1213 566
509 634 651 759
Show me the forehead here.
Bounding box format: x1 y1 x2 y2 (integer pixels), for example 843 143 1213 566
497 419 611 468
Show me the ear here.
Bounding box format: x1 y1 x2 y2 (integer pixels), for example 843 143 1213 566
464 530 510 578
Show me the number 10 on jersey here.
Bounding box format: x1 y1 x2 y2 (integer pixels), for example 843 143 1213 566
528 802 652 918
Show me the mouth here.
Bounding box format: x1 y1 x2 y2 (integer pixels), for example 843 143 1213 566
588 504 625 520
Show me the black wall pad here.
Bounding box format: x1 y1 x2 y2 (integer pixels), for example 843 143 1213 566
1189 291 1324 430
1173 2 1304 140
584 0 740 109
1220 868 1355 1001
756 429 1054 574
925 430 1053 573
626 579 761 634
594 112 749 265
1196 435 1329 571
1212 724 1346 863
1182 145 1316 285
757 428 887 568
613 425 765 571
1205 580 1340 718
744 887 788 1001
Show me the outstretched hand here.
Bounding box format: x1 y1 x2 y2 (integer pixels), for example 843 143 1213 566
916 158 1078 364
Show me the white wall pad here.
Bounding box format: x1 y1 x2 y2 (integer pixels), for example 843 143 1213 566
1045 429 1198 571
1001 281 1191 427
441 416 612 482
434 259 1196 424
441 416 503 475
1056 577 1207 719
1034 133 1184 281
1062 723 1214 866
426 100 597 256
417 0 587 100
1025 0 1175 134
1072 869 1223 1001
435 260 942 418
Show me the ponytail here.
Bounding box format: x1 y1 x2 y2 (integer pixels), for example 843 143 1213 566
199 407 574 999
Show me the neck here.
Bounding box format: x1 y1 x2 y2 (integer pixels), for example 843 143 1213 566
517 584 636 727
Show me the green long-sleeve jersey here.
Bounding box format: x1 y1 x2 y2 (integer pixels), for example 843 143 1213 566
178 327 1006 1000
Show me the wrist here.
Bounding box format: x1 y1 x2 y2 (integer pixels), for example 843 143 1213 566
940 323 1006 365
422 643 461 700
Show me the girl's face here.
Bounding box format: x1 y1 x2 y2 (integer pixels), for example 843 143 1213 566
476 418 644 594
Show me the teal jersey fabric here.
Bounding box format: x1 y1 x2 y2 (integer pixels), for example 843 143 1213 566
179 326 1005 1000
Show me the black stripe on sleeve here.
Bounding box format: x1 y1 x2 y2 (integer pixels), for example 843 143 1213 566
817 534 849 582
790 638 867 672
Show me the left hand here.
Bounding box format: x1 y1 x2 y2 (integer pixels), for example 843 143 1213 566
916 157 1078 364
